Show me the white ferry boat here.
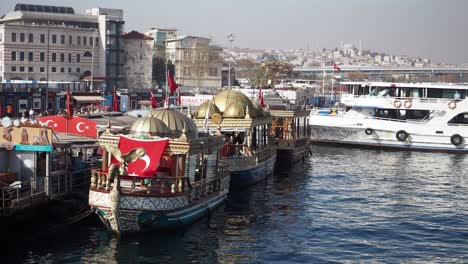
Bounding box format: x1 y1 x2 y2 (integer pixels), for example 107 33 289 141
309 81 468 152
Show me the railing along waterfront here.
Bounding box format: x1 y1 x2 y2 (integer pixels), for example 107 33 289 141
90 162 229 201
0 176 45 216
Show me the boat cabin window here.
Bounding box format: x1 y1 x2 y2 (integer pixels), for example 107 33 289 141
370 87 396 97
374 109 430 120
448 112 468 125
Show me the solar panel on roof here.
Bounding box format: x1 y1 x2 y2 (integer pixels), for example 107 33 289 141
14 3 75 14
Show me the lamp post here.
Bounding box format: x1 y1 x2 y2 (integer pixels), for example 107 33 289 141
45 20 50 113
90 28 97 92
227 33 235 88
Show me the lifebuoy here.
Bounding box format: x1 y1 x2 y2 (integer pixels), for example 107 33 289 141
365 128 373 135
396 130 409 142
393 100 402 108
404 101 412 108
450 134 463 146
448 101 457 110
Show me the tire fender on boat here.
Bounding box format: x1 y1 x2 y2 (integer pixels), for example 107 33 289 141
396 130 409 142
393 100 402 108
450 134 463 146
448 101 457 110
365 128 374 135
404 100 412 108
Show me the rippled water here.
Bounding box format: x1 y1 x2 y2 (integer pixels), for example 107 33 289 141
8 145 468 263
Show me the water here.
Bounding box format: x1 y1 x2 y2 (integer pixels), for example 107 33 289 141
7 145 468 263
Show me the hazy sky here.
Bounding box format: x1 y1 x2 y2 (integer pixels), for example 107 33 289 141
2 0 467 64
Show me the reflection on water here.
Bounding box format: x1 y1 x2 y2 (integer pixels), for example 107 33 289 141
9 145 468 263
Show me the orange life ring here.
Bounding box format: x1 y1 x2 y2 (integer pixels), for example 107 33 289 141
404 100 412 108
448 101 457 110
393 100 402 108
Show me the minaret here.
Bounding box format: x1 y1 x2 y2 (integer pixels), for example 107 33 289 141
358 40 362 56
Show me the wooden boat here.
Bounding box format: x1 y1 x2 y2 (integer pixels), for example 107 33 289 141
192 90 276 188
270 106 311 170
88 108 230 234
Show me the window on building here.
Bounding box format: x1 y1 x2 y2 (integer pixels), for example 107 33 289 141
28 33 33 43
61 35 65 44
20 52 24 61
83 51 92 57
28 52 33 61
40 34 45 43
60 53 64 62
77 36 81 45
83 36 87 45
11 51 16 61
76 68 80 73
28 66 33 72
52 53 56 62
68 53 71 62
40 67 45 72
52 34 57 44
209 67 218 77
77 54 80 62
20 33 25 42
11 66 16 72
20 66 25 72
69 35 72 45
95 37 99 46
52 67 56 72
12 32 17 42
0 32 3 42
140 55 142 60
68 68 71 73
89 37 93 46
60 67 65 73
40 52 45 61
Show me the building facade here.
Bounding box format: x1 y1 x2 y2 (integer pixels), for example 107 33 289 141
121 31 154 92
166 36 222 91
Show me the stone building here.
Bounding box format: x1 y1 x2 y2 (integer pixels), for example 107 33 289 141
121 31 154 92
166 36 222 92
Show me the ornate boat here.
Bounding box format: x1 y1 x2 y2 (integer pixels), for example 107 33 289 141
270 106 311 170
88 108 230 234
192 90 276 188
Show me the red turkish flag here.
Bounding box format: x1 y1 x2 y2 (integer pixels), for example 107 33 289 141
333 63 341 71
37 115 68 133
150 89 157 109
67 116 98 138
112 135 169 177
168 71 178 94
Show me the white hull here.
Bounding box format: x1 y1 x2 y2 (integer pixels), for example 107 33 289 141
309 115 468 152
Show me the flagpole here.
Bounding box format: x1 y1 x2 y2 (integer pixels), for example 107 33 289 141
322 62 325 95
165 59 169 107
332 68 335 104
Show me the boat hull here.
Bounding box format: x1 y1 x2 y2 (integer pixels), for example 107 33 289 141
310 125 468 153
229 154 276 188
89 188 229 233
276 143 310 170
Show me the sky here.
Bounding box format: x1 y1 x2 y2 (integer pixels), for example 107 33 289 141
2 0 468 64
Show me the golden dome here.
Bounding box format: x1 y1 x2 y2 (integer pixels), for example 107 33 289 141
130 116 171 137
149 108 198 139
212 89 256 118
223 101 247 118
195 101 220 119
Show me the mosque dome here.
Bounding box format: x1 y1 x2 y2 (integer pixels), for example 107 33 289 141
149 108 198 139
130 116 171 137
195 101 220 119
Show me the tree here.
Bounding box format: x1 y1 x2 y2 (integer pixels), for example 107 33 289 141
347 71 368 81
439 74 459 83
260 61 293 85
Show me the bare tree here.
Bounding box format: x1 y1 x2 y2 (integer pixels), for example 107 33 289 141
347 71 368 81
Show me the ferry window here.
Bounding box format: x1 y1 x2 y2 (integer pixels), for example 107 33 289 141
448 112 468 125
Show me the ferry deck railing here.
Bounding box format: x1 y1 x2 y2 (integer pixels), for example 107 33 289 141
220 144 275 171
89 161 230 202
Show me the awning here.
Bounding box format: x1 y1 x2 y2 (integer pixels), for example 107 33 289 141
73 95 106 103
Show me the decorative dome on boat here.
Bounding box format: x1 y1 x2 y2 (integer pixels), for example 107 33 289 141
149 108 198 139
195 101 220 119
212 89 256 118
223 101 248 118
130 116 171 137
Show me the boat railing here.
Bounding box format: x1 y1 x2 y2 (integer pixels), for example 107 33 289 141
0 176 46 216
90 162 230 199
346 94 463 105
221 145 275 171
277 137 310 149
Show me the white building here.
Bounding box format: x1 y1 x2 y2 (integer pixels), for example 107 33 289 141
145 28 177 46
166 36 222 90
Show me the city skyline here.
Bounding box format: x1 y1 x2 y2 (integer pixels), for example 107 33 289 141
1 0 467 65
